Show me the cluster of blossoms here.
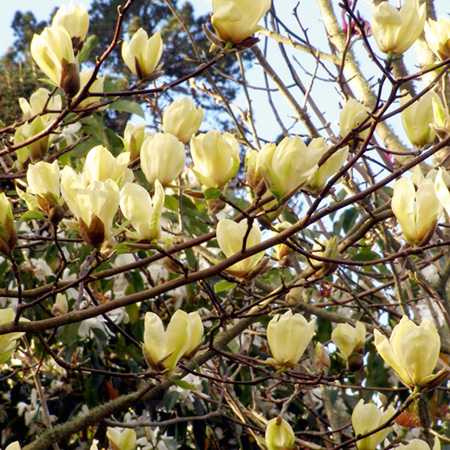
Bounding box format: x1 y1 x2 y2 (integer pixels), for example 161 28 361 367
2 0 450 449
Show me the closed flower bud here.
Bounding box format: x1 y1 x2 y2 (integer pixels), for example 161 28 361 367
266 310 315 367
83 145 130 185
392 176 441 245
374 316 445 389
52 1 89 43
400 90 440 147
106 427 136 450
371 0 426 54
163 98 203 144
27 161 61 215
331 321 366 362
0 193 17 257
0 308 27 364
435 167 450 219
122 28 163 79
31 25 78 90
52 294 69 316
339 98 372 142
311 236 340 276
265 416 296 450
425 17 450 61
190 131 240 188
141 133 186 186
245 144 276 196
315 343 331 374
211 0 271 45
352 399 396 450
120 180 165 241
61 58 80 98
143 310 203 372
216 218 264 278
122 123 151 162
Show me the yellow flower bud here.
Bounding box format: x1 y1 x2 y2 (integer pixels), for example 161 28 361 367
0 194 17 257
392 176 441 245
190 131 240 188
425 17 450 61
52 1 89 42
141 133 186 186
52 294 69 316
266 310 315 367
0 308 26 364
374 316 444 388
371 0 426 54
27 161 61 215
400 90 440 147
265 416 296 450
106 427 136 450
121 28 163 79
163 98 203 144
339 98 372 142
216 218 264 278
122 123 151 162
120 180 165 241
331 321 366 361
351 399 396 450
31 26 78 91
211 0 271 45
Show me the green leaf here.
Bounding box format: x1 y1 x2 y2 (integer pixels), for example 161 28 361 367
163 390 179 411
204 187 222 201
110 99 145 118
214 280 237 293
351 249 381 262
20 210 45 221
78 35 99 63
164 195 179 211
170 379 198 391
269 187 283 202
125 304 140 324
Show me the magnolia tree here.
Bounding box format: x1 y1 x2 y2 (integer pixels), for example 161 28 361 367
1 0 450 449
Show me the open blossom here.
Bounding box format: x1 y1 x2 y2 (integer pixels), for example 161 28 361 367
398 439 441 450
339 98 372 141
216 219 264 277
75 70 106 110
371 0 426 54
425 17 450 61
352 399 396 450
267 310 315 367
265 417 296 450
391 176 441 245
331 321 366 361
120 180 165 241
31 25 79 96
374 316 444 388
190 131 240 188
163 98 203 144
19 88 62 123
0 308 27 364
106 427 136 450
122 28 163 79
143 310 203 372
211 0 271 45
0 193 17 257
52 1 89 43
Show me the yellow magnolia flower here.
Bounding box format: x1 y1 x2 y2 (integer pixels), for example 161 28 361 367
331 321 366 360
122 28 163 79
75 70 106 110
52 1 89 42
143 310 203 372
119 180 165 241
391 176 441 245
435 167 450 219
352 399 396 450
5 442 21 450
163 98 203 144
245 143 276 195
19 88 62 124
0 308 26 364
400 90 440 147
61 167 120 246
371 0 426 54
211 0 271 45
398 438 441 450
106 427 136 450
339 98 372 141
83 145 131 185
141 133 186 185
266 310 315 367
190 131 240 188
121 123 151 162
374 316 443 388
265 417 296 450
0 194 17 257
425 17 450 61
216 218 264 277
30 25 79 96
